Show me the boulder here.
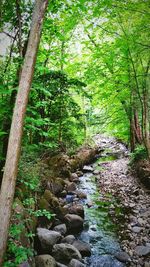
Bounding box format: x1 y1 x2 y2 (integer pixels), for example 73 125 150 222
68 204 84 218
60 190 67 197
38 198 50 211
64 214 84 232
83 165 93 172
37 228 62 252
48 154 71 178
72 240 91 257
75 191 87 200
53 224 67 236
70 173 79 182
56 263 68 267
115 252 131 263
43 190 60 207
62 235 76 245
47 178 64 195
70 148 98 172
35 255 56 267
67 182 77 192
52 244 82 264
69 259 86 267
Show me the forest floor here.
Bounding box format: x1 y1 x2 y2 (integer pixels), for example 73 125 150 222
94 135 150 267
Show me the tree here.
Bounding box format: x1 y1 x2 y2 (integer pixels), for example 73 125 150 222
0 0 33 184
0 0 48 263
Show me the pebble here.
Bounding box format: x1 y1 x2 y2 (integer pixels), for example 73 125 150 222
132 226 142 233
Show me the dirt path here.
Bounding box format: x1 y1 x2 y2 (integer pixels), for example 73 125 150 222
95 136 150 267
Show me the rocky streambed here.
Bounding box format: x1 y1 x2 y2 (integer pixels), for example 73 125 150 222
19 136 150 267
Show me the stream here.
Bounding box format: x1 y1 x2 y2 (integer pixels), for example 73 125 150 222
78 136 128 267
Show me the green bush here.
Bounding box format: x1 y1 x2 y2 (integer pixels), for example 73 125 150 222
130 145 148 163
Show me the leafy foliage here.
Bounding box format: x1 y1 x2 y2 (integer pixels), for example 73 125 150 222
130 145 148 163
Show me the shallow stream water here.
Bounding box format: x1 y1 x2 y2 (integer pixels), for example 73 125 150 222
78 136 128 267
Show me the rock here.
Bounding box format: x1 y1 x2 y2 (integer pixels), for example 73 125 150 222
46 178 65 195
52 244 82 264
70 173 79 182
83 165 93 172
53 224 67 236
66 195 75 204
93 170 100 175
69 259 86 267
48 154 71 178
115 252 131 263
37 228 62 252
137 218 145 226
135 245 150 256
87 201 93 208
129 203 135 208
64 214 84 232
35 255 56 267
73 178 80 183
56 263 68 267
72 240 91 257
68 204 84 218
67 182 77 192
62 235 76 244
19 262 30 267
90 225 97 231
43 190 60 207
132 226 142 233
76 171 83 177
38 198 50 211
76 190 87 199
60 190 67 197
145 262 150 267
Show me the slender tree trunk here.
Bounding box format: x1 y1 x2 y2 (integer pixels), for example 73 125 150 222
0 23 29 187
0 0 48 264
58 40 65 145
143 89 150 158
130 119 136 152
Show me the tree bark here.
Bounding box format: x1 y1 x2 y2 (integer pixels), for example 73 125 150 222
0 0 48 264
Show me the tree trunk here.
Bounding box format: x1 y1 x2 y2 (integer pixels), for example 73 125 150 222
0 0 48 264
0 16 30 187
143 90 150 158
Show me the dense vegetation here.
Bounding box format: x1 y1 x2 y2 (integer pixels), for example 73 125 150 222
0 0 150 265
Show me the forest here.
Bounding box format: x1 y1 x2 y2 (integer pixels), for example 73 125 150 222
0 0 150 267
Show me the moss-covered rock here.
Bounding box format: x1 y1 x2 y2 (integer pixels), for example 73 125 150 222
48 153 71 178
43 190 60 207
38 197 50 211
47 177 65 195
